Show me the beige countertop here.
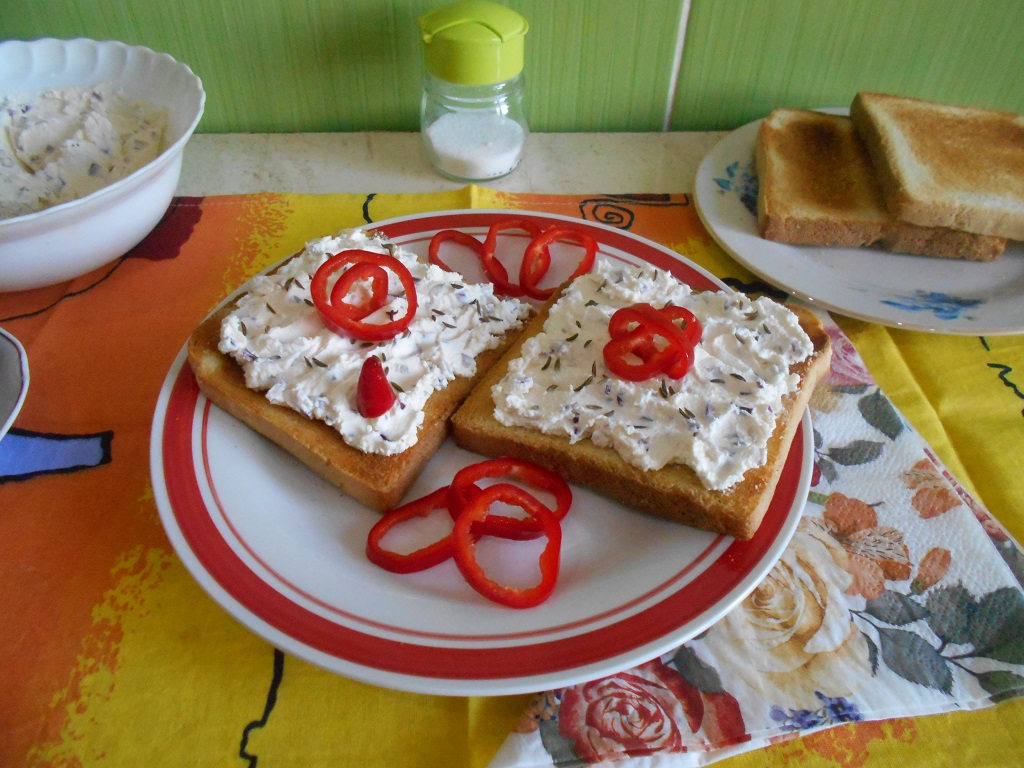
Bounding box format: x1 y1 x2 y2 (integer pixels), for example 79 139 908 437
176 131 727 196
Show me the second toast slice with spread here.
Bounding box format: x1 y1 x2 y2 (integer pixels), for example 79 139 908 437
452 261 831 540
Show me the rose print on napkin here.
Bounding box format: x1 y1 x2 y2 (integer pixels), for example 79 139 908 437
530 659 748 764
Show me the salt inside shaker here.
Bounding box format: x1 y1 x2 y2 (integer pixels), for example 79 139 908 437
419 1 529 182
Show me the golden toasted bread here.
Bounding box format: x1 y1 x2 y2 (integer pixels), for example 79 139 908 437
188 305 522 511
756 108 1006 261
187 238 528 512
451 284 832 541
850 92 1024 241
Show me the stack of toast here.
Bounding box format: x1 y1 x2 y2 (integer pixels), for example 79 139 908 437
756 92 1024 261
189 230 831 541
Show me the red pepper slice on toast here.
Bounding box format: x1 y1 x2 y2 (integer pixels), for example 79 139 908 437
603 303 702 381
603 323 681 381
311 250 418 341
327 262 389 321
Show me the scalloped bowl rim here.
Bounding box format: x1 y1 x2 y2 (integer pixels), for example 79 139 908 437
0 37 205 232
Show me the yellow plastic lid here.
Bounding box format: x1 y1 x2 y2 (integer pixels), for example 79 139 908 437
419 1 528 85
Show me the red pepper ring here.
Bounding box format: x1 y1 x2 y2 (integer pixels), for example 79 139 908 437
452 483 562 609
519 226 599 300
643 305 701 378
428 229 485 275
311 250 419 341
608 303 692 354
603 303 703 381
365 487 456 574
448 457 572 540
659 305 703 348
329 262 389 320
603 323 682 381
482 218 544 297
662 342 696 379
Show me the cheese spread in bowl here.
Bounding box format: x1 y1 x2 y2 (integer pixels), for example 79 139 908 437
0 39 205 292
1 84 167 220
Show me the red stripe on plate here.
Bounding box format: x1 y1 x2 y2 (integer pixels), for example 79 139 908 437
162 361 799 681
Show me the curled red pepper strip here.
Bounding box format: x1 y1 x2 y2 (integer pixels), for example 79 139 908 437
655 305 701 378
329 262 389 320
659 305 703 347
311 250 418 341
603 324 680 381
603 303 703 381
452 483 562 609
428 229 485 275
482 218 544 297
448 457 572 540
365 487 455 573
427 219 597 300
519 226 598 300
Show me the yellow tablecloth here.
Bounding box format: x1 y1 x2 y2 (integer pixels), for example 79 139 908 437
1 188 1022 767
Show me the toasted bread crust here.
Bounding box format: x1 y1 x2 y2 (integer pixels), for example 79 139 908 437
451 292 831 540
851 92 1024 240
188 303 522 512
756 108 1006 261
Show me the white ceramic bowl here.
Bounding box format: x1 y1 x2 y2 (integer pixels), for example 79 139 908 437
0 38 205 292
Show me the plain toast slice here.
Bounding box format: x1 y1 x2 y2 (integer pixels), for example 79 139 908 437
756 108 1006 260
850 92 1024 240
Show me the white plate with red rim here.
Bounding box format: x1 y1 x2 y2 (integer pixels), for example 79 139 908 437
693 111 1024 335
150 209 811 696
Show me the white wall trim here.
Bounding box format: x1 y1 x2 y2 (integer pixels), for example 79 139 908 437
663 0 692 131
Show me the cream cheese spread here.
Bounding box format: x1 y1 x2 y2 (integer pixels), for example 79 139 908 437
219 229 530 456
0 85 166 220
491 260 813 490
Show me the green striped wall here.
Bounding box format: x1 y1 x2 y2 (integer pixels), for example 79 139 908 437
4 0 1023 134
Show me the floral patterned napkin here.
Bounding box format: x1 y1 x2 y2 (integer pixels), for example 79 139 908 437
490 306 1024 768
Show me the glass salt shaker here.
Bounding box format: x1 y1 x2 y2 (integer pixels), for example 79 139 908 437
418 1 529 182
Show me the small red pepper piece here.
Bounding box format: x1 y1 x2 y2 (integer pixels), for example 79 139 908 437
365 487 455 573
448 457 572 540
311 250 418 341
452 483 562 608
519 226 598 300
356 356 397 418
659 305 703 347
